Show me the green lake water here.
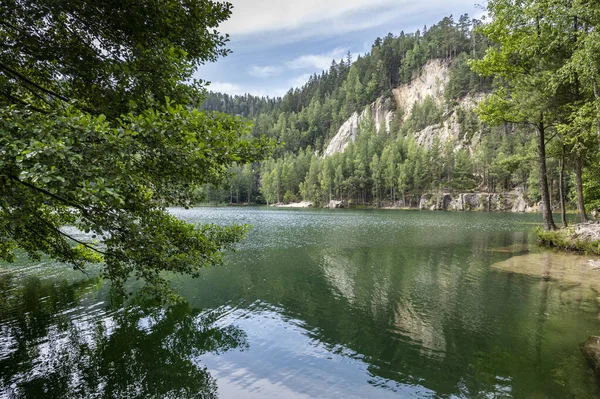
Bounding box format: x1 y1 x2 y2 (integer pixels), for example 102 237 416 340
1 208 599 398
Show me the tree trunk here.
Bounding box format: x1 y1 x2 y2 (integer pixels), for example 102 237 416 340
574 155 588 223
559 155 567 228
549 176 553 212
594 80 600 148
536 124 556 230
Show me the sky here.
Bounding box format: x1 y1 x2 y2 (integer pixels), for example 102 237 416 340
195 0 485 98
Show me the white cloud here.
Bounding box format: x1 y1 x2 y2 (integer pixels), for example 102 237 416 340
248 65 283 78
215 0 483 50
287 47 348 71
221 0 398 36
289 74 313 89
206 82 246 96
206 81 288 98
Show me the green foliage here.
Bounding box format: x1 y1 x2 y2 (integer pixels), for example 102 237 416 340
202 14 487 156
400 96 443 133
445 52 493 101
203 6 600 218
537 227 600 255
583 154 600 213
0 0 273 294
452 148 476 190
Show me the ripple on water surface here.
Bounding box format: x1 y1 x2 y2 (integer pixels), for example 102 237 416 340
0 208 599 398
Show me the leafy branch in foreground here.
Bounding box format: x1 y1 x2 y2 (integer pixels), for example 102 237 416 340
0 0 274 294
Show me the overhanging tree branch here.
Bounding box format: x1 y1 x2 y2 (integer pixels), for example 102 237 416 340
0 62 70 102
6 175 91 217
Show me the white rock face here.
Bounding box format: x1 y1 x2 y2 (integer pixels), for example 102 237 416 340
276 201 313 208
371 97 394 133
323 59 486 156
393 59 450 119
325 200 347 208
324 112 360 156
324 97 394 157
414 93 484 149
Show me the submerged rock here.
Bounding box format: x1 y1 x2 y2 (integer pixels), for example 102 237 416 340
491 251 600 291
582 336 600 384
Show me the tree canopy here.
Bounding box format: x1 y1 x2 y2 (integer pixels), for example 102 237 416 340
201 9 600 224
0 0 272 294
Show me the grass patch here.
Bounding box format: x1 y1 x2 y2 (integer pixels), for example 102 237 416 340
537 226 600 255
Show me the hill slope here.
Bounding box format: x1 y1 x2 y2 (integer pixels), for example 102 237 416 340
199 14 584 213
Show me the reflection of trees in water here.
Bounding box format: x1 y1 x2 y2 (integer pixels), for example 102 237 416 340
311 236 599 398
0 275 248 398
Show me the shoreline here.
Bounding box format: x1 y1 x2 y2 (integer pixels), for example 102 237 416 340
537 224 600 256
194 201 590 217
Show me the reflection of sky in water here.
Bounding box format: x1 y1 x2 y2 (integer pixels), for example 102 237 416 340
199 303 435 398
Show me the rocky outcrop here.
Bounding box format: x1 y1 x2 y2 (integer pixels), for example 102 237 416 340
325 200 347 209
419 194 433 210
274 201 313 208
576 223 600 242
415 94 484 150
393 59 449 118
418 191 537 212
538 223 600 255
324 97 394 156
324 112 360 156
324 59 485 156
324 61 452 157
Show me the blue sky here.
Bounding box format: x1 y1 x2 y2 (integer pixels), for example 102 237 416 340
195 0 485 98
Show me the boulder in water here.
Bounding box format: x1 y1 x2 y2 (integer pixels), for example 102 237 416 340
326 200 347 209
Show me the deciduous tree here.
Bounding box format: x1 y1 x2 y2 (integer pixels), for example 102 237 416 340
0 0 272 294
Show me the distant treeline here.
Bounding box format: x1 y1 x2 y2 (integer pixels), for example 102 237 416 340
199 13 600 217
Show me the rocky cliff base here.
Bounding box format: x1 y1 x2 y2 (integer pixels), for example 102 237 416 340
416 191 537 212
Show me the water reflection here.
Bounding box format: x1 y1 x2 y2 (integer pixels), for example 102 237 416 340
0 275 248 399
2 209 600 398
167 209 600 398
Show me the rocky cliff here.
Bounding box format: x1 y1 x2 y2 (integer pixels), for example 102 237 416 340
414 94 483 149
324 97 394 156
392 59 449 120
417 191 538 213
324 59 483 156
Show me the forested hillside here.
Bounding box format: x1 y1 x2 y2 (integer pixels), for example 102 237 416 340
201 13 600 222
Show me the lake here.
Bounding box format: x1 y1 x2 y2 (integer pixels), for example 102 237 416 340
1 208 599 398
